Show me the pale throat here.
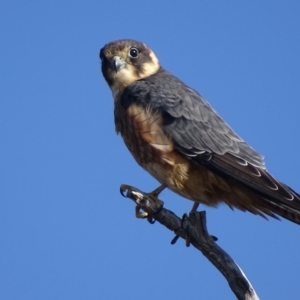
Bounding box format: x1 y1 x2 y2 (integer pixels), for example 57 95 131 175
110 67 137 100
110 54 160 100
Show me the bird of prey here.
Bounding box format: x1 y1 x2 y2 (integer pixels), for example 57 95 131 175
100 39 300 224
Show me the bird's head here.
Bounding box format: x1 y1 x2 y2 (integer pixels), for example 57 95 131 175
100 39 160 99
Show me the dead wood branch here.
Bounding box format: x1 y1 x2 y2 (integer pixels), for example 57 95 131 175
120 184 259 300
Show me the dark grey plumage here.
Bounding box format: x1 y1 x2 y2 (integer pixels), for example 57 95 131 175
100 38 300 225
121 67 300 224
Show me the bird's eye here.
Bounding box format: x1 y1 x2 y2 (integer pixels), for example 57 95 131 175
129 47 139 58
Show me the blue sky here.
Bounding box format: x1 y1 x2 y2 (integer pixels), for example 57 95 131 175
1 1 299 299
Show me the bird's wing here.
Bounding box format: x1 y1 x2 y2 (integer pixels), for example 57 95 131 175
121 68 300 209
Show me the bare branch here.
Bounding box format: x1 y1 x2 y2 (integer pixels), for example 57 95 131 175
120 184 259 300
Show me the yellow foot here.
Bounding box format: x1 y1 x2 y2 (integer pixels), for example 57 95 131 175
135 185 165 223
120 184 165 222
135 205 149 218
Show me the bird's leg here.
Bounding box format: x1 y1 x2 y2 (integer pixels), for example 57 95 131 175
185 202 200 246
171 201 200 246
135 185 166 223
191 202 200 212
147 184 166 198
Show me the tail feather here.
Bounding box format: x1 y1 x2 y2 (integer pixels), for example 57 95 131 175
263 200 300 225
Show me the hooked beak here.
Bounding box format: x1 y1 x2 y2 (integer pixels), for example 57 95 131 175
111 56 126 72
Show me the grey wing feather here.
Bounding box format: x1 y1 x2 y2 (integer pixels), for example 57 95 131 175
121 68 300 214
150 70 266 168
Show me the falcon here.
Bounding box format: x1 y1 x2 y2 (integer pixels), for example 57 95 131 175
100 39 300 224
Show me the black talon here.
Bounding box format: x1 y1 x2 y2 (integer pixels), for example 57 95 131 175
147 217 156 224
120 186 128 197
171 234 180 245
211 235 218 242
